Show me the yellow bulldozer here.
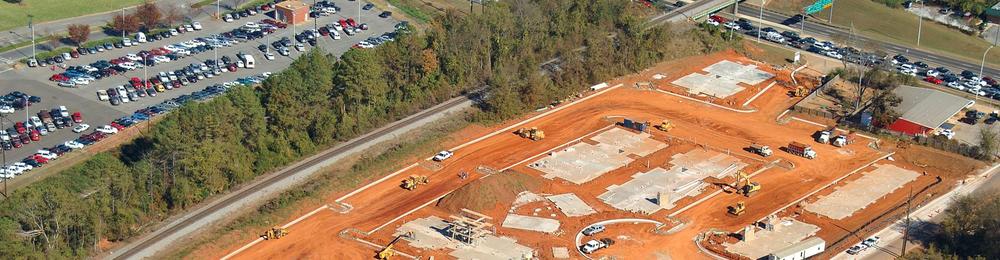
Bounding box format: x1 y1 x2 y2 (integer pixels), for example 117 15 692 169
377 232 412 259
792 86 809 97
654 120 674 132
736 171 761 197
401 175 429 190
514 127 545 141
260 226 288 240
728 201 746 216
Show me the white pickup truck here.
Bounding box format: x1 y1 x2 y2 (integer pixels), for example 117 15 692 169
581 238 615 254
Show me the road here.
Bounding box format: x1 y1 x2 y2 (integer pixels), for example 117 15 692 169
744 5 998 79
830 163 1000 260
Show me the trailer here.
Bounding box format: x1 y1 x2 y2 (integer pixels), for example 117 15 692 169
787 142 817 159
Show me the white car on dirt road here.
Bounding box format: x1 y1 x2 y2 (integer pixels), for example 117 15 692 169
432 151 453 161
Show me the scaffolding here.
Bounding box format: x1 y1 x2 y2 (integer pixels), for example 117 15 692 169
447 208 495 245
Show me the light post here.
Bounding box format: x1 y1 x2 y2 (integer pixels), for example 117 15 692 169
916 2 922 46
122 7 126 39
28 15 35 63
828 0 835 23
757 0 766 43
981 45 994 81
217 0 221 20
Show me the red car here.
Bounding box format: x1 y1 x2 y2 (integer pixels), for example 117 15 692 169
12 139 21 148
346 18 358 28
925 76 943 85
29 130 40 141
14 122 26 134
32 154 48 164
50 74 69 82
70 50 80 58
110 122 125 131
130 77 144 88
338 19 349 29
19 134 30 144
72 112 83 123
227 64 237 72
710 15 727 23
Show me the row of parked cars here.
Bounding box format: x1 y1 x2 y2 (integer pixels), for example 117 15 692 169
0 105 83 152
48 33 247 88
26 20 205 69
0 91 43 114
705 15 998 99
96 53 256 105
2 72 272 179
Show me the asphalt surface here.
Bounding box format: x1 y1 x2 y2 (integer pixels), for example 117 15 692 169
748 6 998 79
0 1 400 190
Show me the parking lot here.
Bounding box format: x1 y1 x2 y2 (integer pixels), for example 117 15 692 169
0 0 400 184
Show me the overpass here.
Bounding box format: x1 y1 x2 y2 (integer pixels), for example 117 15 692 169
648 0 738 26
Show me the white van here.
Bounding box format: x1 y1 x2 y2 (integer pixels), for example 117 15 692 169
136 32 147 43
240 54 255 69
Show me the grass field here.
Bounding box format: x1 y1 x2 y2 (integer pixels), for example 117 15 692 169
766 0 999 67
0 0 145 31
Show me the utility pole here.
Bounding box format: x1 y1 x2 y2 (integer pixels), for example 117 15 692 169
901 187 913 256
313 0 318 32
981 45 994 81
916 2 923 46
828 0 835 23
122 7 126 39
28 15 35 63
217 0 221 20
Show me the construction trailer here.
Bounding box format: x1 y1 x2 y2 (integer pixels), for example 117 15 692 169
767 237 826 260
621 118 649 133
787 142 817 159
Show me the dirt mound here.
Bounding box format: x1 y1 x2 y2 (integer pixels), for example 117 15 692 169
894 144 985 179
436 171 542 213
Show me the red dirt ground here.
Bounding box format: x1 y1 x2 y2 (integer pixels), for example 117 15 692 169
185 52 977 260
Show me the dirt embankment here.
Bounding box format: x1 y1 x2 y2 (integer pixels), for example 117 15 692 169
436 171 543 213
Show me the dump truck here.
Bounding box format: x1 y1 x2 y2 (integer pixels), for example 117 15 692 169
832 135 848 147
788 142 817 159
749 143 772 157
816 130 831 144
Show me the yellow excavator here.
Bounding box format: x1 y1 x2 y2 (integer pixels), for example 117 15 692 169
401 175 429 190
654 120 674 132
514 127 545 141
736 171 761 197
792 86 809 97
260 226 288 240
377 232 412 259
728 201 746 216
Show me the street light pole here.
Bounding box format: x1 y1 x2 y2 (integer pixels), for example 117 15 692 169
122 8 126 39
981 45 994 80
757 0 765 43
28 15 35 62
217 0 221 20
828 0 835 23
917 2 923 46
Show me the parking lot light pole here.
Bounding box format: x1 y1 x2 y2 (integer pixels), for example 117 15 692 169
217 0 221 20
28 15 35 63
122 8 126 39
757 0 765 43
981 45 994 81
916 2 922 46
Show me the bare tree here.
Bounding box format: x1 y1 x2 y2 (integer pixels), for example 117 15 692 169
979 128 998 161
136 2 162 29
111 14 141 34
66 24 90 46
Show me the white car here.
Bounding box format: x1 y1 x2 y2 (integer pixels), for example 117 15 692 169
97 125 119 134
925 69 939 77
97 90 110 101
332 23 344 31
295 43 305 52
947 81 964 90
265 52 275 60
122 38 133 46
118 62 137 70
0 106 13 114
12 162 32 172
862 236 880 247
73 124 91 133
706 19 720 26
126 53 142 61
224 13 234 22
36 150 58 160
169 29 179 35
825 51 843 60
153 55 171 63
72 77 91 85
432 151 453 161
65 140 85 149
58 81 76 87
192 22 203 30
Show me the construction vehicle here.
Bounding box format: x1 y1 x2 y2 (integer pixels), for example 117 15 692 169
728 201 746 216
736 171 761 197
749 143 772 157
260 226 288 240
816 130 831 144
793 86 808 97
832 135 848 147
787 142 817 159
401 175 429 190
654 120 674 132
514 127 545 141
377 232 412 259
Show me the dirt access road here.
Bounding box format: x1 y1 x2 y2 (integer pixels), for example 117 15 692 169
212 52 889 259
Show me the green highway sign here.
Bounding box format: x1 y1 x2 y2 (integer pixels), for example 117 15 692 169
804 0 833 14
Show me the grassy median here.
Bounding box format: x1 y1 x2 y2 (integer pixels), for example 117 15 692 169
0 0 144 31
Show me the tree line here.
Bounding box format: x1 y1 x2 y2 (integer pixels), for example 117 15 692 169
0 0 737 257
903 191 1000 259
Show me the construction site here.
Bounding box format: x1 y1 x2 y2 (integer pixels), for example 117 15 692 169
190 51 984 260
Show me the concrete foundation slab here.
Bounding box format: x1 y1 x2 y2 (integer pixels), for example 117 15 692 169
671 60 773 98
725 219 821 260
394 216 457 250
529 127 666 184
502 214 560 233
552 247 570 258
396 216 535 260
598 149 747 214
546 193 597 217
449 236 535 260
805 164 921 220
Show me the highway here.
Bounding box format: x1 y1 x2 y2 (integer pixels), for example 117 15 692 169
747 6 998 79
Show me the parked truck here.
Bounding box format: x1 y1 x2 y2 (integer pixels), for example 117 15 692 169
816 130 831 144
787 142 817 159
832 135 848 147
749 143 773 157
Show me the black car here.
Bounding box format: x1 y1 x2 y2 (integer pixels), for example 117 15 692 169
912 61 928 68
161 31 171 38
363 3 374 10
114 42 124 48
961 70 976 78
379 11 392 18
104 42 114 49
258 44 268 52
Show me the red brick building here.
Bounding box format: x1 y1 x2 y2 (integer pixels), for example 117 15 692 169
275 0 310 25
